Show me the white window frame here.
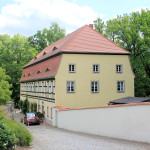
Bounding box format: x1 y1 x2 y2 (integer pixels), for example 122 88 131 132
51 81 53 93
117 81 125 93
69 64 75 73
93 64 99 73
91 81 99 93
47 81 49 93
38 82 39 92
116 64 122 73
47 107 49 118
67 81 75 93
42 82 44 92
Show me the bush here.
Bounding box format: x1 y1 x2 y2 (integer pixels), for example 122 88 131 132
33 103 37 113
22 99 29 114
6 119 32 146
0 119 17 150
30 103 34 112
18 100 23 110
36 112 44 120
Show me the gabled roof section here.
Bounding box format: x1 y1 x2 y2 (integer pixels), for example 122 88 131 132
24 25 130 68
20 55 61 82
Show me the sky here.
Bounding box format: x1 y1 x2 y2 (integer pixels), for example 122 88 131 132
0 0 150 36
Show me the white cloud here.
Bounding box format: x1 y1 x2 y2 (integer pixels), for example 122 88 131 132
0 0 99 35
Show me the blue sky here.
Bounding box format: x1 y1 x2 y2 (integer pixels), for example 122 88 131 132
0 0 149 36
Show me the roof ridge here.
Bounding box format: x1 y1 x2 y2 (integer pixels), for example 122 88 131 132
88 25 130 54
61 25 88 51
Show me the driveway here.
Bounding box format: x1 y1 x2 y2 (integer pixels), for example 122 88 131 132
14 110 150 150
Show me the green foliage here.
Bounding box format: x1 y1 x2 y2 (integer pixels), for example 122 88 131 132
18 100 23 110
28 22 66 52
33 103 37 113
6 119 32 146
94 18 105 34
30 103 34 112
0 34 37 106
95 9 150 97
0 67 12 104
22 99 29 114
36 112 44 119
0 118 17 150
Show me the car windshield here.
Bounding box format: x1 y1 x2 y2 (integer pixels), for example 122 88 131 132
27 113 35 118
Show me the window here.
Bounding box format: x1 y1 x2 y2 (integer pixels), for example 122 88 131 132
47 81 49 93
116 65 122 73
117 81 125 92
93 64 99 73
47 107 49 118
67 81 75 93
69 64 75 73
42 82 44 92
38 82 39 92
34 83 36 92
91 81 99 93
51 81 53 93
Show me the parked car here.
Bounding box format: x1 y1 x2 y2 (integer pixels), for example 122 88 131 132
24 113 40 125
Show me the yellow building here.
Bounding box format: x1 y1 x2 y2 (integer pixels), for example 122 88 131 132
20 25 134 123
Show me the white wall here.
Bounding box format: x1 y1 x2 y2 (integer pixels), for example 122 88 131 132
55 103 150 143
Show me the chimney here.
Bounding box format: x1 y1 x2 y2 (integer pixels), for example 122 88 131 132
89 24 93 29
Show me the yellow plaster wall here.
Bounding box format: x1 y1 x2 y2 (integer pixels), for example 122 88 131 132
55 54 134 108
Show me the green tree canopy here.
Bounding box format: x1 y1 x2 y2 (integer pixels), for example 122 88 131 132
28 22 66 53
94 9 150 97
0 67 12 104
0 34 37 105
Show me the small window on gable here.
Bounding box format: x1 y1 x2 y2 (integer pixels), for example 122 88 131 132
53 47 57 51
23 74 25 77
116 65 122 73
46 68 50 72
43 52 47 55
37 71 40 74
69 64 75 73
28 73 30 76
93 64 99 73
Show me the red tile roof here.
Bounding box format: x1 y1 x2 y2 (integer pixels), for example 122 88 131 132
24 25 130 68
20 25 130 82
20 55 61 82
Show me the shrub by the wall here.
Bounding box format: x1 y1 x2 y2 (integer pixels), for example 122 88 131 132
30 103 34 112
22 99 29 114
33 103 37 113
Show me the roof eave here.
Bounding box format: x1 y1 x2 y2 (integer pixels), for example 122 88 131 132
20 76 55 83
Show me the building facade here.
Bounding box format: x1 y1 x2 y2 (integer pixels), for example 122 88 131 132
20 25 135 123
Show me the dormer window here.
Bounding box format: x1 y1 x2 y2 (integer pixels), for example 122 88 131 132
37 71 41 74
53 47 57 51
34 56 37 59
43 52 47 55
23 74 25 77
46 68 50 72
28 73 30 76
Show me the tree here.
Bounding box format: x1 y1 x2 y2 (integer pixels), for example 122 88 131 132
94 18 105 34
0 34 37 105
0 67 12 104
28 22 66 53
104 10 150 96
